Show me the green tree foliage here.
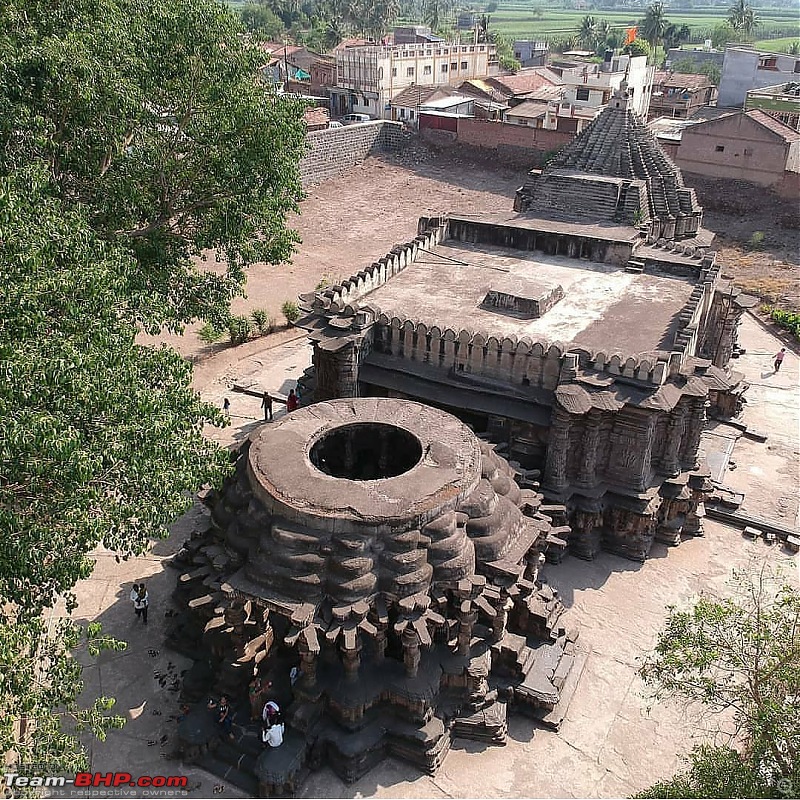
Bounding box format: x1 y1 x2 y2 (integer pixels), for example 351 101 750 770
240 2 287 38
0 0 307 335
640 0 669 62
639 569 800 797
491 33 521 71
0 618 127 778
0 0 306 776
624 38 652 58
728 0 760 37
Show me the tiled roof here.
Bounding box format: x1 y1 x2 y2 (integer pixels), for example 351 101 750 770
506 100 549 119
653 70 714 91
391 84 455 107
746 109 800 142
487 68 562 97
303 107 330 130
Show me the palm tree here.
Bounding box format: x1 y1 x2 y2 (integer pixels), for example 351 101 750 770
663 22 691 49
727 0 759 37
578 15 598 49
640 1 669 62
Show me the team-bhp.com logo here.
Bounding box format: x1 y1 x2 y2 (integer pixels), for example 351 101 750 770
4 772 188 791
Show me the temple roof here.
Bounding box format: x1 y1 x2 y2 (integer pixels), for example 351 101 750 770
544 91 687 187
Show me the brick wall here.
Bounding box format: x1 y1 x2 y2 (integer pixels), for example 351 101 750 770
300 121 404 187
420 117 573 166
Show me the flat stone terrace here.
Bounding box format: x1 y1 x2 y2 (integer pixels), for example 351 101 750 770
364 240 697 356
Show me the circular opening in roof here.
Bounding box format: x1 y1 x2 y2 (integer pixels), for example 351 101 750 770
309 423 423 480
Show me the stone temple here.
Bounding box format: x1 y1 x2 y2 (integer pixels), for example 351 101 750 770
295 87 757 563
172 399 580 794
170 88 757 795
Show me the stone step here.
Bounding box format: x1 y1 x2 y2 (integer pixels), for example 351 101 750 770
197 754 260 796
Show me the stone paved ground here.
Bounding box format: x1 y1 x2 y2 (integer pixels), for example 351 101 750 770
60 315 798 800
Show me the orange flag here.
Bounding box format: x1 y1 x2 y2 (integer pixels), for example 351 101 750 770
625 26 637 45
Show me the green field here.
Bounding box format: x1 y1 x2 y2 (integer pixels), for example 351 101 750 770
487 4 798 41
753 35 800 51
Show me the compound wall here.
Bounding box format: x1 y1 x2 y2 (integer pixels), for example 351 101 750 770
300 121 404 187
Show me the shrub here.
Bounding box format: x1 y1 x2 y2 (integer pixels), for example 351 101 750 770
198 322 225 344
281 300 300 324
749 231 765 250
227 314 253 345
768 307 800 341
251 308 273 335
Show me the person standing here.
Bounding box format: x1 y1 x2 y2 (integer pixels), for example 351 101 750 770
130 584 140 616
261 391 273 421
774 348 786 373
286 389 298 412
223 397 231 416
135 584 149 625
249 676 272 722
217 695 234 740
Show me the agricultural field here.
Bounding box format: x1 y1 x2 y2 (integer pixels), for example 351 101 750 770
486 3 798 42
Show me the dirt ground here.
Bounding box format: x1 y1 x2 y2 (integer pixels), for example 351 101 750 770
150 148 798 397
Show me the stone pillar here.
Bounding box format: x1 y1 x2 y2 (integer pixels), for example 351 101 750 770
661 404 686 477
298 634 318 687
402 629 421 678
544 408 572 492
680 397 706 471
457 600 477 656
577 412 602 488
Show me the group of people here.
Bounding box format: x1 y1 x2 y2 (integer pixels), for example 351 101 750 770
221 387 299 421
129 583 149 624
248 675 284 748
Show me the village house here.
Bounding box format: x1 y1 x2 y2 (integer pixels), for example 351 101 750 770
648 70 718 119
718 46 800 108
745 81 800 131
675 108 800 191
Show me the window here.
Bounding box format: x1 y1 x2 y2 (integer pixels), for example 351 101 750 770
406 66 414 77
392 68 397 77
758 56 777 70
514 51 521 59
461 61 468 70
451 62 458 71
715 145 725 152
744 147 753 156
795 60 800 73
441 64 448 73
423 65 432 75
576 87 590 101
378 67 383 81
410 109 415 118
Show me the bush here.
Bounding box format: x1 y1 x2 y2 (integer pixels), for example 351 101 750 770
227 314 253 345
749 230 765 250
281 300 300 324
198 322 225 344
767 307 800 340
251 308 273 336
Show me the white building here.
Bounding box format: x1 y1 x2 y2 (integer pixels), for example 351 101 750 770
551 54 654 119
331 40 497 120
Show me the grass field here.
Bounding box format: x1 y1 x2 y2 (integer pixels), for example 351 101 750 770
487 4 798 41
753 36 800 51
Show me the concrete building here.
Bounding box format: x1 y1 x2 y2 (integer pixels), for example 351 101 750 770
649 71 718 119
745 80 800 131
389 85 475 123
676 108 800 187
549 54 654 119
331 40 497 119
513 40 549 67
296 89 754 565
665 46 724 73
718 46 800 108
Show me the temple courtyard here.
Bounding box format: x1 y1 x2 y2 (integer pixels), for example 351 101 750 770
63 313 798 799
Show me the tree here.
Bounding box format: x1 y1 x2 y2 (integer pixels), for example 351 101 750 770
241 2 287 38
1 0 307 336
727 0 759 37
639 568 800 798
0 0 306 775
624 38 651 58
711 21 745 48
640 1 669 61
663 22 691 49
579 15 599 49
492 32 521 71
